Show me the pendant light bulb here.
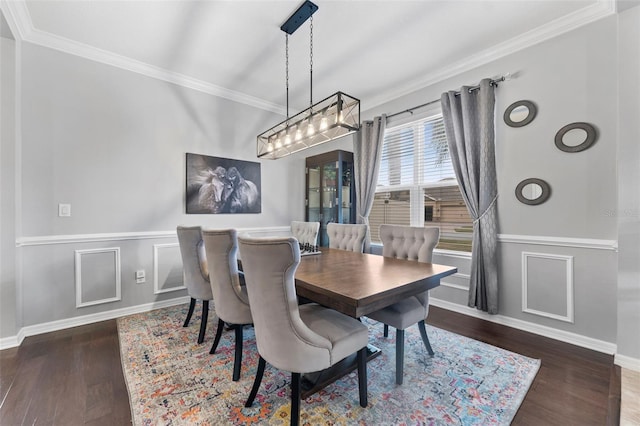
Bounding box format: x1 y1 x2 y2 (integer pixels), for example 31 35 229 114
275 131 284 149
320 116 328 131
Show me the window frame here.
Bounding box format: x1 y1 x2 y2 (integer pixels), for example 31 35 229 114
372 110 472 254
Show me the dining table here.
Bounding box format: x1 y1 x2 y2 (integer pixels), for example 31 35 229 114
294 247 457 397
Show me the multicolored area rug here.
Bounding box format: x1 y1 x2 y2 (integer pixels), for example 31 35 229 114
117 304 540 425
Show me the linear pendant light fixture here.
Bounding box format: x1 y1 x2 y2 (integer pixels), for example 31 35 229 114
257 0 360 159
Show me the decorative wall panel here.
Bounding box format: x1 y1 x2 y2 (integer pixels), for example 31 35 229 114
74 247 121 308
153 243 185 295
522 251 574 323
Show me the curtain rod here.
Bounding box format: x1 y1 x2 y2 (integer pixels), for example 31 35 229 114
386 73 512 120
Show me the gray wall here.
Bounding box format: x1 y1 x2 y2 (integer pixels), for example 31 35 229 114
3 41 311 334
364 16 621 346
20 43 302 237
616 5 640 361
1 32 17 337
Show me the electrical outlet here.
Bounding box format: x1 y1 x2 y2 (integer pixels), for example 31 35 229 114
135 270 145 284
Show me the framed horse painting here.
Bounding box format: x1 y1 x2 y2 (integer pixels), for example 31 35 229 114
185 153 261 214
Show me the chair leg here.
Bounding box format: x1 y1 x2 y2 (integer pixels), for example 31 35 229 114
232 325 244 381
291 372 301 426
357 347 368 407
383 324 389 337
197 300 209 344
209 318 225 354
418 320 435 356
396 328 404 385
245 356 266 408
183 297 196 327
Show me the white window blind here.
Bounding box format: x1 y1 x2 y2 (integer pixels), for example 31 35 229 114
378 114 454 188
371 113 473 252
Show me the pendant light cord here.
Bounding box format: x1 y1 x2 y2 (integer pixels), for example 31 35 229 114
285 34 289 119
309 11 313 110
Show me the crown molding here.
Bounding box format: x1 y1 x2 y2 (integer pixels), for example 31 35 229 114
3 0 285 115
4 0 615 115
27 28 286 114
0 0 32 41
365 0 617 110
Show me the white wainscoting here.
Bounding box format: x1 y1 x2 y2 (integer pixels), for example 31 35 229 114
17 230 178 246
440 272 471 292
74 247 122 308
498 234 617 251
0 296 190 350
521 251 574 323
7 229 629 368
430 297 617 355
4 226 291 349
15 226 292 246
153 243 185 295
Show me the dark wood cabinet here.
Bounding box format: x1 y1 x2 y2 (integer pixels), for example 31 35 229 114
305 150 355 246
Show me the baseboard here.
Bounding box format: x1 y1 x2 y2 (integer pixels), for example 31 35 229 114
0 335 20 350
614 353 640 372
0 296 190 350
430 297 617 355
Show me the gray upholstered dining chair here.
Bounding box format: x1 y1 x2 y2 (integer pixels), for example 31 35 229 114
366 224 440 385
290 221 320 247
238 236 369 426
202 228 252 381
176 225 214 344
327 223 367 252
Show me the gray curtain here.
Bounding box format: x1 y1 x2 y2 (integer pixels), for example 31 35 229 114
440 79 499 314
354 115 386 253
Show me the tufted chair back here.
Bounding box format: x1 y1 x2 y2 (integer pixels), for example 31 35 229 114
379 224 439 263
379 224 439 306
177 226 213 301
291 221 320 246
327 223 367 253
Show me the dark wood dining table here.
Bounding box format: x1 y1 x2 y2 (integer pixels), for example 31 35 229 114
294 247 458 397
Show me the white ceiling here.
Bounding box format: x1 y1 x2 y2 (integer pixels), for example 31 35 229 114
4 0 617 114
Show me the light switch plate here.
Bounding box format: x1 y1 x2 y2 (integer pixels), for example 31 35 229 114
135 270 146 284
58 203 71 217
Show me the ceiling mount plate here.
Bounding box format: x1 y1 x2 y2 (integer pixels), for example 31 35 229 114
280 0 318 35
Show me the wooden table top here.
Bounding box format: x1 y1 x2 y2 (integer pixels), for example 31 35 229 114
295 248 457 318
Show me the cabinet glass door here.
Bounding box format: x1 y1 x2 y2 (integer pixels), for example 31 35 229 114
305 150 355 247
340 161 353 223
320 161 338 245
307 166 321 223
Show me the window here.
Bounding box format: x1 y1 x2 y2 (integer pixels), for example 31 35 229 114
370 113 473 252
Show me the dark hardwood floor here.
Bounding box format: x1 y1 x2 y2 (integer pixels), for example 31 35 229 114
0 306 619 425
0 321 131 425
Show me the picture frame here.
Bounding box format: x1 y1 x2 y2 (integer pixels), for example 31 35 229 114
186 153 261 214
